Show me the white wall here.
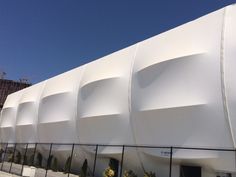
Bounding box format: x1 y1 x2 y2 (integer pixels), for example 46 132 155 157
16 81 46 143
0 4 236 175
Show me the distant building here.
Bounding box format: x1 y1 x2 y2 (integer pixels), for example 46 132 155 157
0 79 31 110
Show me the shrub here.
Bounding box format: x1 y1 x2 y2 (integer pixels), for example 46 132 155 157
23 155 28 165
144 171 156 177
36 152 43 168
29 154 35 166
0 149 4 156
103 158 119 177
47 155 53 169
103 167 115 177
64 156 72 173
15 151 22 164
80 159 88 177
123 170 137 177
7 150 13 162
0 149 3 163
51 157 58 172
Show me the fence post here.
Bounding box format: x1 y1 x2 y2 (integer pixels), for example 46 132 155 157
67 144 75 177
235 148 236 173
20 143 29 175
119 145 125 177
1 143 8 170
169 147 173 177
9 143 17 173
45 143 53 177
92 144 98 177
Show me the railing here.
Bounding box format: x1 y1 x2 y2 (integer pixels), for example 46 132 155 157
0 143 235 177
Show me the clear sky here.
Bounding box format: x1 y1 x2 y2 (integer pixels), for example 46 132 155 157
0 0 235 83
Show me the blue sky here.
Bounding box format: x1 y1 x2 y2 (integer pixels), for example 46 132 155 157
0 0 235 83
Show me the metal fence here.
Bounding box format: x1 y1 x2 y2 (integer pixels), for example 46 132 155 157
0 143 235 177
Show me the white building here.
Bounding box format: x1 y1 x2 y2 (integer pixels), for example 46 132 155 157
1 4 236 177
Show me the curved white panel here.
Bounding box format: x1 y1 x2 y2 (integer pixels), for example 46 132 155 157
77 45 137 150
131 8 233 150
224 5 236 147
0 91 23 143
38 67 83 143
15 81 46 143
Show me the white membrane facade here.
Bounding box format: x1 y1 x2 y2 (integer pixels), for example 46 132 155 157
0 90 24 144
16 81 46 143
38 67 83 144
77 45 136 153
1 4 236 177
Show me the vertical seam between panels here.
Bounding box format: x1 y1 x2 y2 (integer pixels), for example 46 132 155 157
220 7 236 147
36 81 47 144
75 65 86 144
128 43 145 172
128 43 139 144
73 66 85 143
13 105 18 143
